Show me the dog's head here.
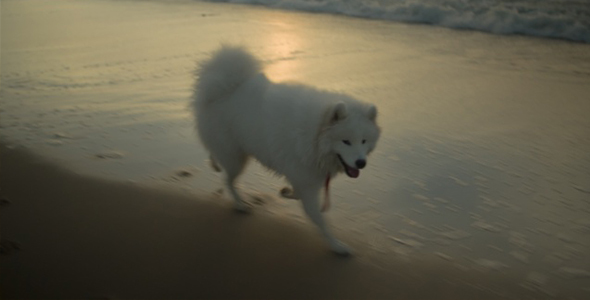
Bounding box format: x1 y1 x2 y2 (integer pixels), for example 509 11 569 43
321 101 381 178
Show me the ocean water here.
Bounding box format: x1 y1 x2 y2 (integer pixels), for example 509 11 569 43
207 0 590 43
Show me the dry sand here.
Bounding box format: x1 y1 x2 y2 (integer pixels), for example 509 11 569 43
1 143 536 299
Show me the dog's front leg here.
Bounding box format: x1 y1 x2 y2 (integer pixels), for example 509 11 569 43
297 187 352 256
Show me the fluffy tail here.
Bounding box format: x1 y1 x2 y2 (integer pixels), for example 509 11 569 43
193 45 262 108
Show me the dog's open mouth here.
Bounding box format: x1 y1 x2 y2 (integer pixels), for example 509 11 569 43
337 155 360 178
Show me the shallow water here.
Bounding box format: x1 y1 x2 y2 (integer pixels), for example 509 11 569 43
2 0 590 297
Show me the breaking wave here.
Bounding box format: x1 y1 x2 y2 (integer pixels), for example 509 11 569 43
208 0 590 43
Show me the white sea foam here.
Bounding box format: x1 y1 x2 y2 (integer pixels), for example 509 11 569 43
208 0 590 43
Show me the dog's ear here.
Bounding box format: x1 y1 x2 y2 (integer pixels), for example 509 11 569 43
367 104 377 122
329 102 348 125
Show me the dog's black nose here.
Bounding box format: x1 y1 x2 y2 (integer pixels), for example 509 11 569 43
355 159 366 169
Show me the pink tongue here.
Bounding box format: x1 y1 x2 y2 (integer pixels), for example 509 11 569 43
346 166 360 178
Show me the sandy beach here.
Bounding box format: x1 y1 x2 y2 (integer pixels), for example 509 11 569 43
1 143 537 299
2 0 590 298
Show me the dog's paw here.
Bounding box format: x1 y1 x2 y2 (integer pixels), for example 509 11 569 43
330 240 353 257
279 187 297 200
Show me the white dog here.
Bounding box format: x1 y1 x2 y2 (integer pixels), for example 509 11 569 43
192 46 380 255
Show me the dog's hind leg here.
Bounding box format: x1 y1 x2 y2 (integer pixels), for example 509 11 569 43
215 151 251 212
295 185 352 256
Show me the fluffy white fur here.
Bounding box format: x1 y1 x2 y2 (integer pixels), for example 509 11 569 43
192 46 381 255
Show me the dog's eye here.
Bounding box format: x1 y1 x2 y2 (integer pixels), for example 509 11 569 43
342 140 351 146
362 139 366 144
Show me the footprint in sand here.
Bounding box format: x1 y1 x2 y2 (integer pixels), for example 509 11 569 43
94 150 125 159
0 197 11 206
0 240 22 255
